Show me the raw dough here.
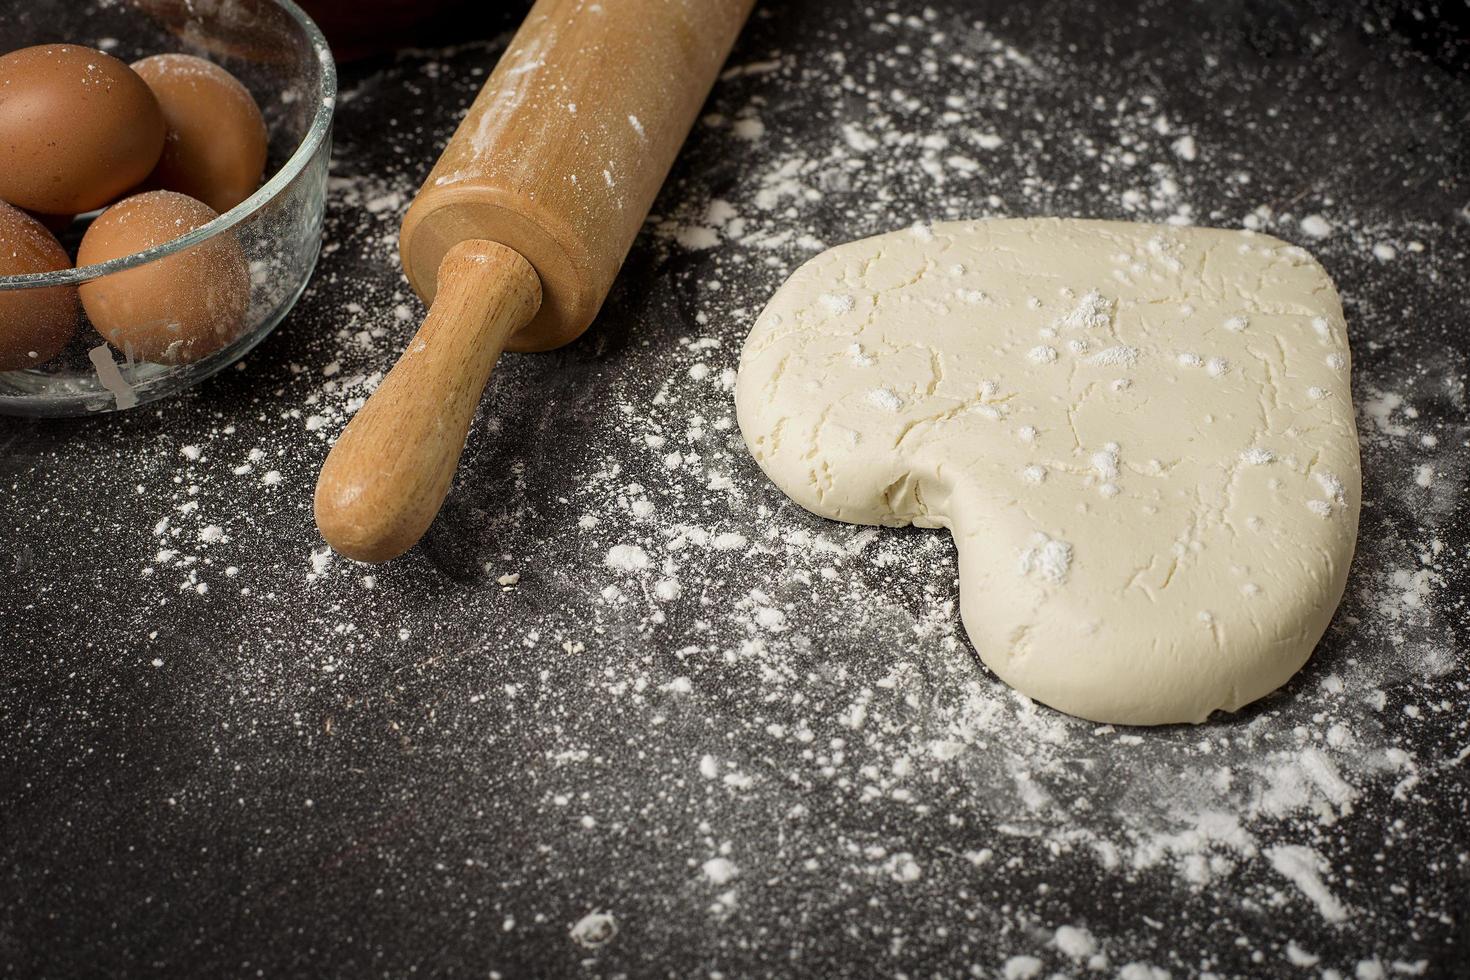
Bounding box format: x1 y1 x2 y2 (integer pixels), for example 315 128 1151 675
735 218 1360 725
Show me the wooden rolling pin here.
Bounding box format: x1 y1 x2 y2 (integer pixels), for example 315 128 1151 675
315 0 755 562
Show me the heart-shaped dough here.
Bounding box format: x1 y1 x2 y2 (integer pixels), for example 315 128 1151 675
736 218 1360 725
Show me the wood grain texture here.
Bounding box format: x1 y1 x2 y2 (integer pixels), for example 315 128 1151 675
314 240 542 562
400 0 757 352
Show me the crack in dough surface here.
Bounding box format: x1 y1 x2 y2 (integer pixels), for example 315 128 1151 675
735 218 1361 725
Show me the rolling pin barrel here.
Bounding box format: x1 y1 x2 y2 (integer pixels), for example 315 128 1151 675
401 0 756 350
315 0 755 562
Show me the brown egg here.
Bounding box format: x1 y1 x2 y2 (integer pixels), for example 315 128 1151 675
0 201 80 371
78 191 250 365
0 45 166 215
132 54 269 214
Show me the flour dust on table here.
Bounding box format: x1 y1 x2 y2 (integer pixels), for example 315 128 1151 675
3 1 1465 976
737 218 1361 725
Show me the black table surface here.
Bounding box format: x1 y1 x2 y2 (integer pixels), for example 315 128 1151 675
3 1 1468 977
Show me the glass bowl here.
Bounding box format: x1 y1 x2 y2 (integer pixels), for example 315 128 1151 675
0 0 335 417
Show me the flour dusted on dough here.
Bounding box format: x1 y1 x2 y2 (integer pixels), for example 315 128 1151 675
735 218 1361 725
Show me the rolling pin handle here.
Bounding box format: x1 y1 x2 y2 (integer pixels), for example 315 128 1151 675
313 240 542 563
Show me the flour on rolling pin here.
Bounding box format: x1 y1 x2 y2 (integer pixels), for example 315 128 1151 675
441 13 677 197
316 0 756 562
402 0 756 351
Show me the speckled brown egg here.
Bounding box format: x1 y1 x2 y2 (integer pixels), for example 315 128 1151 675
0 201 80 371
132 54 268 214
0 45 166 215
78 191 250 365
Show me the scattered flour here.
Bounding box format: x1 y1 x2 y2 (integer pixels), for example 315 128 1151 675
69 8 1465 976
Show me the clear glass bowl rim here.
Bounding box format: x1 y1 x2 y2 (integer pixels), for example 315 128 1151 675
0 0 337 291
